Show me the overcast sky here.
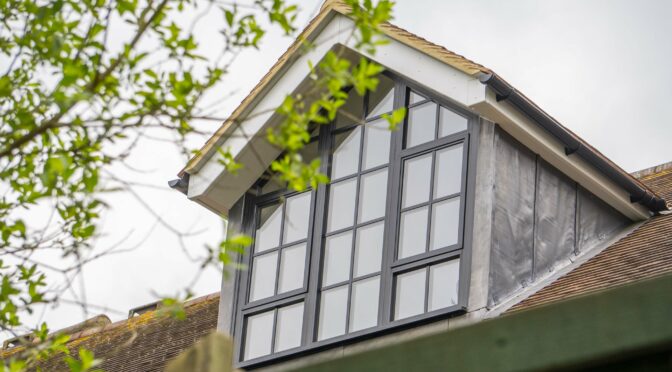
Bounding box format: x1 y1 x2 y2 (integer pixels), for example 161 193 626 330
15 0 672 335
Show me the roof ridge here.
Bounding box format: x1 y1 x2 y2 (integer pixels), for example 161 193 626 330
66 292 221 341
49 293 221 346
1 314 112 352
631 161 672 180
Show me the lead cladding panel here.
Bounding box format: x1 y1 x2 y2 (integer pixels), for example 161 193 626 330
577 186 630 253
534 160 576 277
489 129 536 306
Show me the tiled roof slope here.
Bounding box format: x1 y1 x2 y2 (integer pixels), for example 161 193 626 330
1 294 220 371
509 163 672 312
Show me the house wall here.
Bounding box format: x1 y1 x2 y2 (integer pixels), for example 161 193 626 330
488 126 631 307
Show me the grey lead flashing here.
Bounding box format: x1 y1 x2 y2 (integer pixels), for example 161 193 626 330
483 220 645 318
479 73 668 213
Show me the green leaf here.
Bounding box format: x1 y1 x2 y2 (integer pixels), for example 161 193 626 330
0 76 11 97
65 347 101 372
382 107 406 131
225 9 234 26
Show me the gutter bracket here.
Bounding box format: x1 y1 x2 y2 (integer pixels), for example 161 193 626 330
565 144 581 156
495 86 514 102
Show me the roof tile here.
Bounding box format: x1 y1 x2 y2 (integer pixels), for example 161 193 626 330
1 294 220 371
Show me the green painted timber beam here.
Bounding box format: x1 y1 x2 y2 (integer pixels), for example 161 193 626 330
294 274 672 371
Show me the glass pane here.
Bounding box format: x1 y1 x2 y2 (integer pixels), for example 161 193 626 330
255 204 282 253
335 90 364 129
367 75 395 118
428 260 460 312
439 106 468 138
318 285 348 340
249 252 278 302
332 128 361 180
409 90 426 105
354 222 384 277
434 144 463 199
398 206 428 259
402 154 432 208
362 118 390 170
349 276 380 332
406 102 437 148
358 168 388 223
395 268 426 320
275 302 304 352
323 231 353 287
430 197 461 251
244 310 274 360
327 179 357 232
278 243 306 294
283 192 311 244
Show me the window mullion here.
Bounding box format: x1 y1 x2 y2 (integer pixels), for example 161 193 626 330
423 266 431 313
303 122 332 349
274 199 288 297
380 80 407 326
425 151 437 254
434 102 440 141
273 251 282 297
270 308 279 353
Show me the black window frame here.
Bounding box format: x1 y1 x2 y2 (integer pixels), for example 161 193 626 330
231 71 479 368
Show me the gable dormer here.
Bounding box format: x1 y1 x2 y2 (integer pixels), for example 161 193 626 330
171 2 667 368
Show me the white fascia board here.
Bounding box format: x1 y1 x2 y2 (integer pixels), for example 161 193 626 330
470 89 650 221
187 13 484 216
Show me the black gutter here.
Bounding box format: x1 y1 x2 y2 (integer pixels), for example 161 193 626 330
479 72 668 213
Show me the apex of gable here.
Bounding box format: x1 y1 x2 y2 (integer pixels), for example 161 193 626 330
320 0 346 11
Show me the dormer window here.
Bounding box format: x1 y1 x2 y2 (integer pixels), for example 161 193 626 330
232 72 476 367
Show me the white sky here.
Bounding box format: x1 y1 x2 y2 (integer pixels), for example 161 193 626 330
10 0 672 335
